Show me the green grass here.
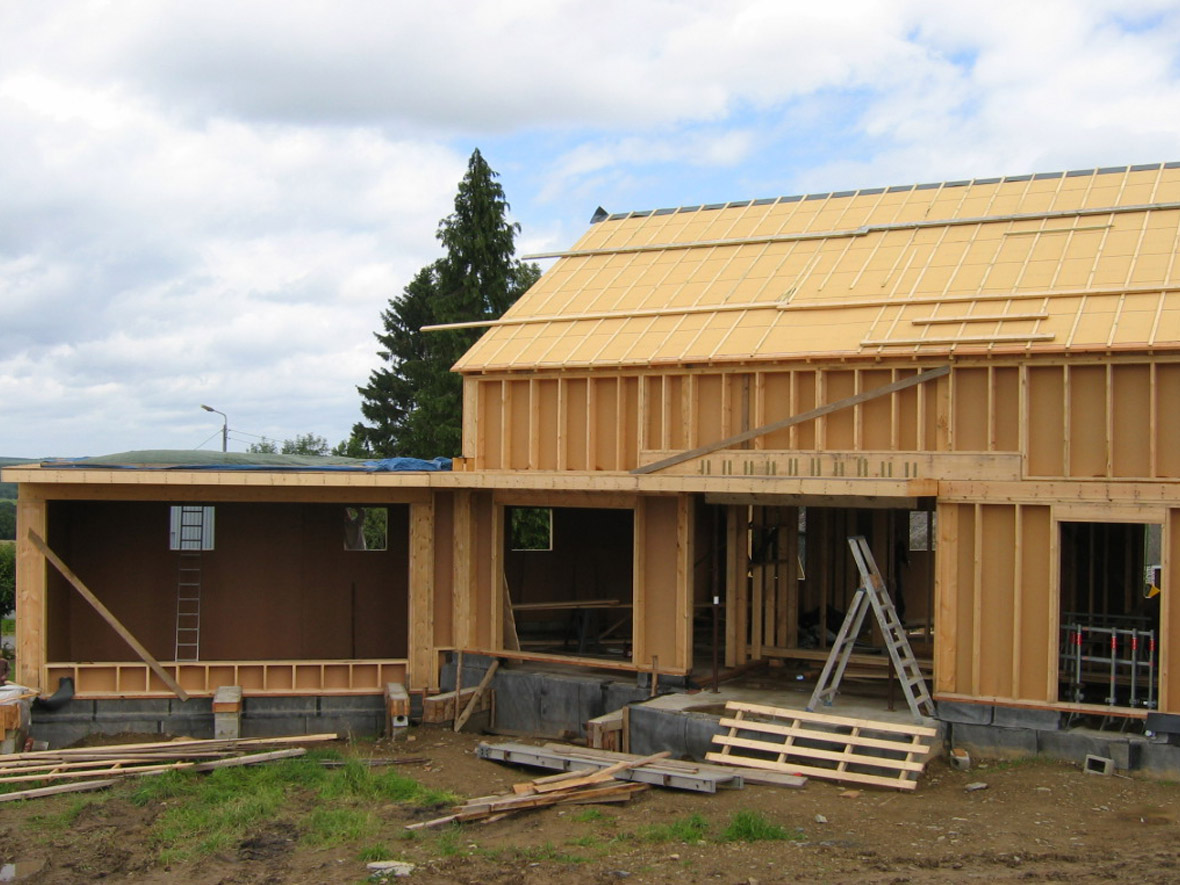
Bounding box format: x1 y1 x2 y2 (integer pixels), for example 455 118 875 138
1 617 13 634
633 812 710 844
109 749 458 864
718 810 802 843
301 807 378 847
358 843 393 862
570 807 611 824
434 824 465 857
29 795 103 831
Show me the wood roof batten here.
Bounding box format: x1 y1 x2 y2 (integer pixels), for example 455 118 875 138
445 163 1180 373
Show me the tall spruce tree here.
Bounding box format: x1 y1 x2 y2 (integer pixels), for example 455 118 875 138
353 150 540 457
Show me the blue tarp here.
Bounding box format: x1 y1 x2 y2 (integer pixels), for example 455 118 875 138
364 457 452 472
41 451 453 472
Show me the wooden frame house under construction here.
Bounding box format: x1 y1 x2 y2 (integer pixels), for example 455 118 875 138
6 161 1180 756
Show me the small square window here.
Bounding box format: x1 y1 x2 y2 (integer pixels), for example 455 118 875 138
509 508 553 551
170 506 215 550
344 507 387 551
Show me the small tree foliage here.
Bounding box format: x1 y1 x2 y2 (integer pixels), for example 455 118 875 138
0 543 14 617
354 149 540 458
0 501 15 541
247 433 332 456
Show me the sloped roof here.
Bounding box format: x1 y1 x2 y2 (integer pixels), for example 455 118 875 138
455 163 1180 372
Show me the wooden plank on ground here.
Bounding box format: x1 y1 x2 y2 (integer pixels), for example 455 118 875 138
704 701 936 791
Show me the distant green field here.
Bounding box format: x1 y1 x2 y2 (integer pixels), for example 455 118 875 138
1 456 36 499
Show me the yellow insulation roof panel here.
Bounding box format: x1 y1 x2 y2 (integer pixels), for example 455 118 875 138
456 164 1180 372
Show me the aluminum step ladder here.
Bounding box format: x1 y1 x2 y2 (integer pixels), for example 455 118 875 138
174 506 207 661
807 536 935 723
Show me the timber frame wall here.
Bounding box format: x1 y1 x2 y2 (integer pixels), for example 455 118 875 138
8 351 1178 715
459 351 1180 717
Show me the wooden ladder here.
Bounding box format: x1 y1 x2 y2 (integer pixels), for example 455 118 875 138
174 506 206 662
807 536 935 722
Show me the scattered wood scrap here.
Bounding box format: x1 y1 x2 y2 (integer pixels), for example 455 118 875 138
478 740 805 792
409 750 670 829
0 733 339 803
705 701 936 791
540 743 808 790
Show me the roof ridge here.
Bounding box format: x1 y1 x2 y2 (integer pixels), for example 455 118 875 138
593 161 1180 223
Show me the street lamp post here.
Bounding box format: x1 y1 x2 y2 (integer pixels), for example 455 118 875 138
200 405 228 452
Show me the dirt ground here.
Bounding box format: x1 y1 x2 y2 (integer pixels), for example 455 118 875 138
1 727 1178 884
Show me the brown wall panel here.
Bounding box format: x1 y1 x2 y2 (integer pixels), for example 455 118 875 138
1018 505 1053 700
953 368 989 451
1157 365 1180 477
666 375 686 451
643 376 663 451
977 505 1016 697
1068 365 1107 477
508 380 531 469
954 504 977 694
860 369 893 450
794 371 817 449
536 379 559 470
992 367 1020 451
1026 366 1065 476
824 370 856 449
565 379 589 470
1165 509 1180 711
479 381 504 469
1111 365 1151 477
759 372 793 448
48 501 409 663
621 377 639 468
638 496 684 669
593 378 619 470
695 375 725 447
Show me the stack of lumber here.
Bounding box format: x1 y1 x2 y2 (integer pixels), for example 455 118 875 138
705 701 937 791
0 733 338 803
479 741 806 792
408 750 670 829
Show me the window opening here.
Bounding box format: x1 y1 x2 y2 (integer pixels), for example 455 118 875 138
344 507 388 551
908 510 936 552
1058 521 1160 710
503 507 632 661
169 506 214 550
509 507 553 551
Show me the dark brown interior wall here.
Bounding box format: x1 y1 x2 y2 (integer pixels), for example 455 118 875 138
503 508 634 615
46 501 409 662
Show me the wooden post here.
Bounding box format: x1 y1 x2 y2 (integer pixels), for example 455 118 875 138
452 491 474 651
407 498 435 691
28 530 190 702
14 491 47 690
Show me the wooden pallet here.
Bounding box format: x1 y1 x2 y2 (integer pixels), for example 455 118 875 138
705 701 937 791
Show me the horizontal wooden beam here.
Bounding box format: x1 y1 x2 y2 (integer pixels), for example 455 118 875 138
29 530 189 702
703 493 922 509
655 450 1022 482
634 366 950 475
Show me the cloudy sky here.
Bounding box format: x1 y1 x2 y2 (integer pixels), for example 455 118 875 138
3 1 1180 457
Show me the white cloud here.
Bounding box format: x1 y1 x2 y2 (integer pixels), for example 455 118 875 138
1 0 1179 456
